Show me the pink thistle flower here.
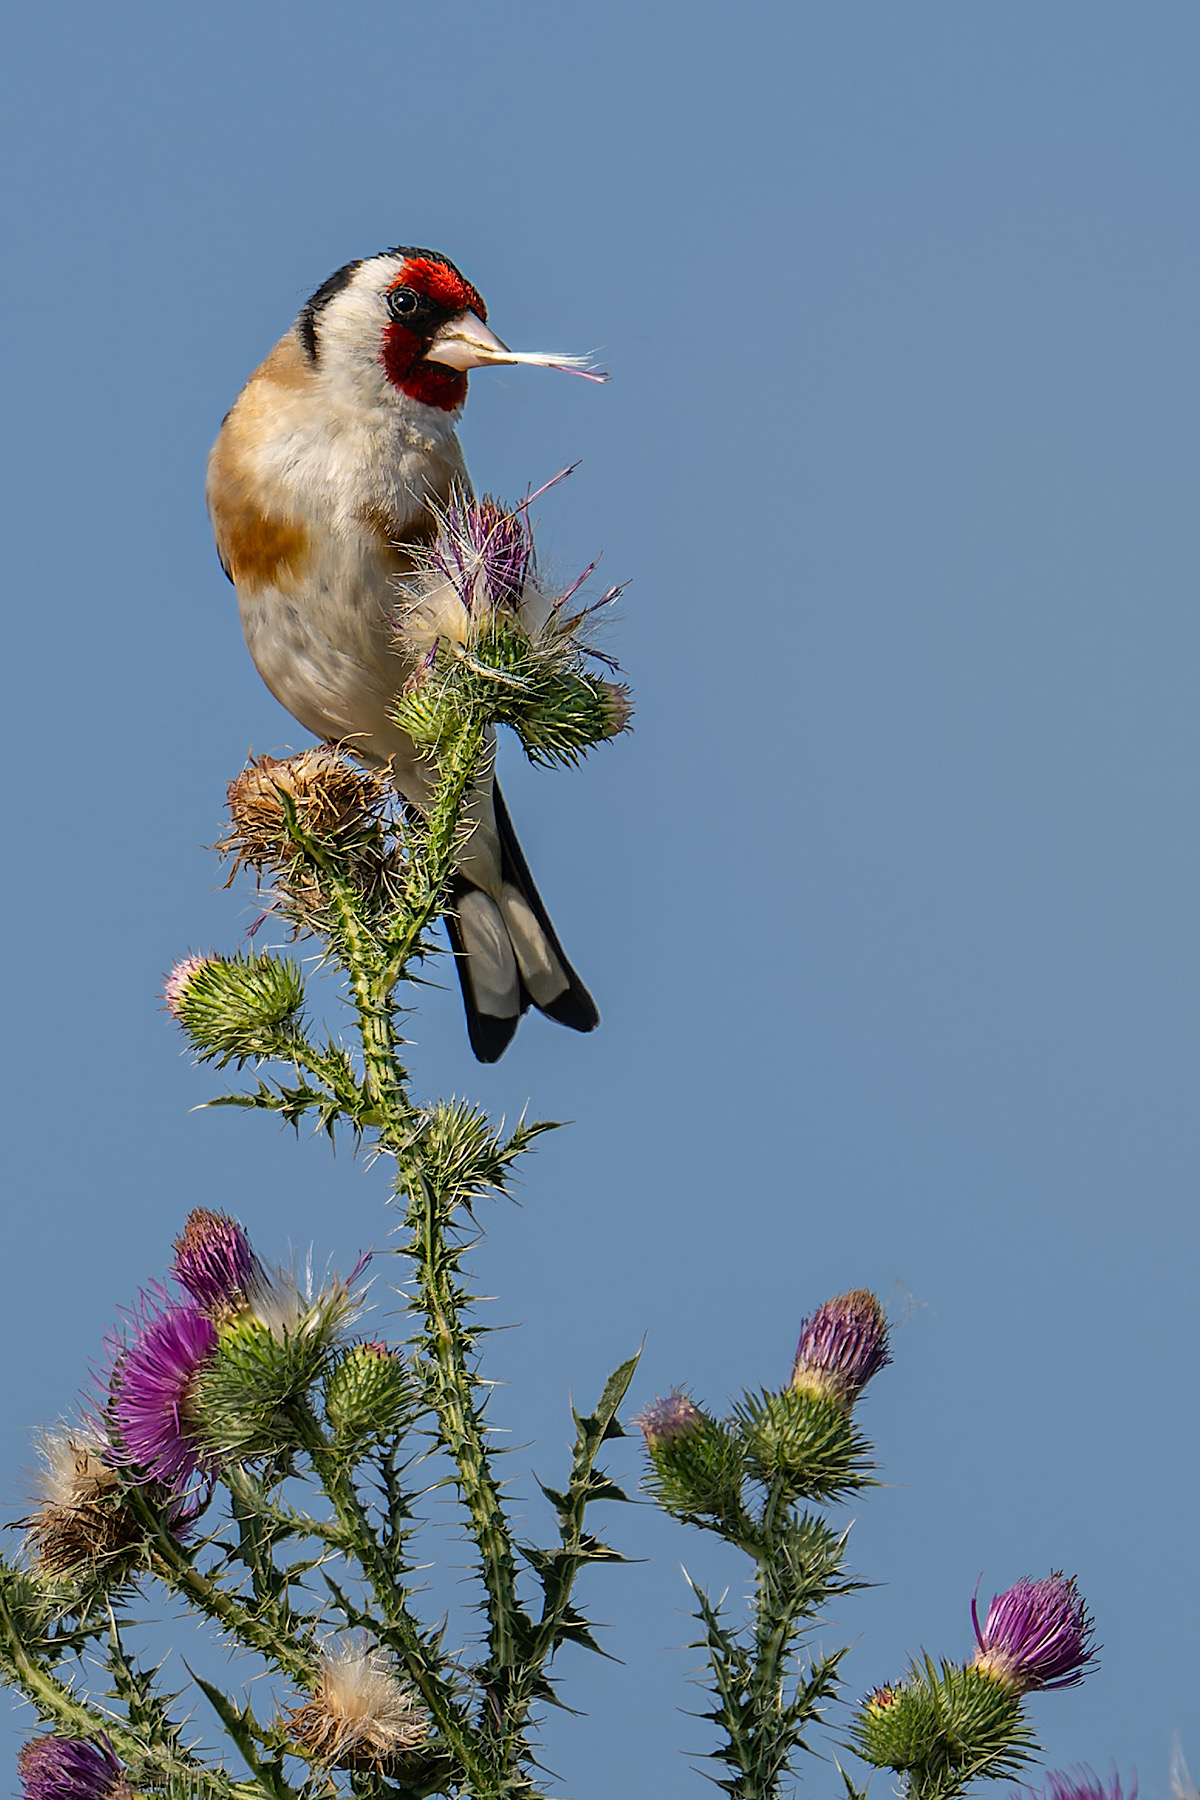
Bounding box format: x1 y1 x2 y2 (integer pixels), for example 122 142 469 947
18 1738 128 1800
163 954 215 1019
106 1291 218 1493
972 1573 1097 1693
633 1391 703 1450
791 1289 891 1403
172 1208 264 1317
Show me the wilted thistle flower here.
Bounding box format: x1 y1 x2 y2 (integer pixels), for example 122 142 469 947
791 1289 891 1405
634 1391 703 1450
1016 1771 1135 1800
163 954 216 1020
23 1426 141 1580
224 748 389 878
972 1574 1096 1693
285 1640 428 1768
172 1208 264 1318
106 1293 218 1492
18 1736 129 1800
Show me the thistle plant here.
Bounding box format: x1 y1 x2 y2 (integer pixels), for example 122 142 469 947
0 487 1106 1800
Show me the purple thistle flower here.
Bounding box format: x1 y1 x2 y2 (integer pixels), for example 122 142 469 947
972 1573 1097 1693
107 1292 218 1492
469 498 530 607
18 1736 127 1800
172 1208 263 1316
634 1391 703 1450
791 1289 891 1403
163 953 214 1020
1016 1771 1134 1800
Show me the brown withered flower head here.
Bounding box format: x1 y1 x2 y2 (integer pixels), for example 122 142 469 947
223 748 391 879
24 1426 142 1579
285 1640 428 1769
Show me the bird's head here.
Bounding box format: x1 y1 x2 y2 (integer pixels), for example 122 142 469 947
296 246 604 415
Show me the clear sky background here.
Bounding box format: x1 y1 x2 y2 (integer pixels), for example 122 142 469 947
3 4 1199 1796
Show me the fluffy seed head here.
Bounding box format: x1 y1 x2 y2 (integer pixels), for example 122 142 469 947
18 1737 128 1800
972 1574 1097 1693
285 1640 428 1768
224 749 388 876
791 1289 891 1403
24 1427 141 1579
173 1209 263 1318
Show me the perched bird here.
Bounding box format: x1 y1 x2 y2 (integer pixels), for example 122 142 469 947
207 246 602 1061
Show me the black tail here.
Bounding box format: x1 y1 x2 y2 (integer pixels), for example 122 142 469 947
444 782 600 1063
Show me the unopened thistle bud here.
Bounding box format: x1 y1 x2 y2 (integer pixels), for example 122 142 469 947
18 1738 130 1800
734 1382 868 1498
106 1293 218 1493
324 1343 411 1447
285 1640 428 1768
634 1392 744 1518
163 951 304 1065
24 1427 141 1580
972 1573 1096 1693
172 1208 264 1318
852 1681 942 1771
791 1289 891 1405
225 749 388 876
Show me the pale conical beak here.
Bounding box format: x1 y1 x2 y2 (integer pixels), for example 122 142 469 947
424 311 608 381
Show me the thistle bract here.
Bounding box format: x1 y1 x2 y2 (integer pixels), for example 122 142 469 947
107 1294 218 1492
164 950 304 1066
791 1288 891 1405
734 1385 869 1500
324 1342 412 1447
18 1736 127 1800
853 1660 1032 1784
972 1573 1096 1693
635 1395 743 1518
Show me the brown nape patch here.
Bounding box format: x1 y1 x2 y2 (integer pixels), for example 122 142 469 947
216 496 310 590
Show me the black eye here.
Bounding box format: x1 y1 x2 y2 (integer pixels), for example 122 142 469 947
387 285 422 322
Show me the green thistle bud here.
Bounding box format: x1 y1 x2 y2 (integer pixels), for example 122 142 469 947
193 1315 327 1460
324 1343 412 1447
734 1385 869 1499
852 1683 943 1771
164 951 304 1066
634 1393 744 1519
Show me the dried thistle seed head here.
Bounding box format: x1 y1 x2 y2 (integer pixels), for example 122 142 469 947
285 1641 428 1768
24 1428 141 1579
224 749 388 873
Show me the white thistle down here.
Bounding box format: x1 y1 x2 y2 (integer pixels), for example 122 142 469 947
285 1638 428 1766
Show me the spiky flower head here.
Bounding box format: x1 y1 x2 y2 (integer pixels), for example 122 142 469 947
23 1426 141 1580
224 748 390 878
634 1391 703 1450
972 1574 1096 1693
791 1288 891 1405
106 1293 218 1493
392 482 633 768
1017 1771 1135 1800
18 1737 129 1800
285 1639 428 1768
163 950 305 1066
172 1209 264 1318
163 954 216 1020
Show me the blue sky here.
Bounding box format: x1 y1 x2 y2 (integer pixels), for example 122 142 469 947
3 4 1199 1795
